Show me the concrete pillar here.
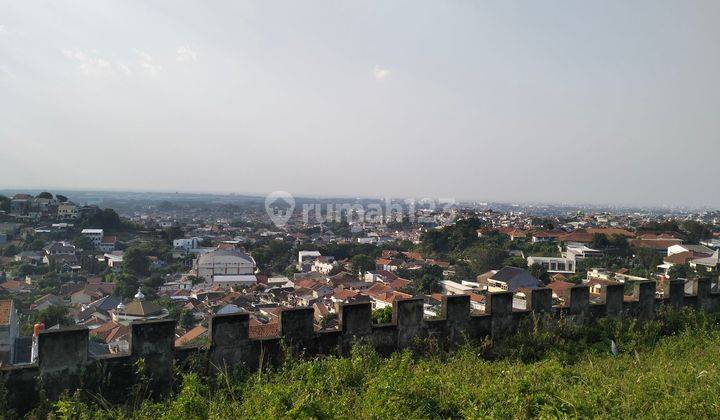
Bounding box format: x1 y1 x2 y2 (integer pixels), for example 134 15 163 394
569 285 589 316
666 279 685 309
38 326 88 371
636 281 656 321
442 294 470 321
604 284 624 319
442 294 470 345
339 302 372 353
37 326 89 400
528 288 552 313
280 307 314 354
209 313 255 371
488 292 514 339
694 277 712 311
340 302 372 337
131 319 176 395
394 298 424 348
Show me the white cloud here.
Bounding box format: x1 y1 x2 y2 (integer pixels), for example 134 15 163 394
135 50 163 75
0 25 5 33
373 65 390 81
62 48 112 75
176 46 198 62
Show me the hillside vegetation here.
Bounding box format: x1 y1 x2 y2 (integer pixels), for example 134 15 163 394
30 308 720 418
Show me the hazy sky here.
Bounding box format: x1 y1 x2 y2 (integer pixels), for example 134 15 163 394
1 1 719 207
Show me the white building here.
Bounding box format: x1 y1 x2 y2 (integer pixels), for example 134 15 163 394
667 244 714 257
439 280 475 295
563 242 603 260
312 256 337 274
104 252 124 271
298 250 322 271
81 228 104 247
173 237 202 250
268 276 294 288
194 248 256 282
212 274 257 288
527 256 576 274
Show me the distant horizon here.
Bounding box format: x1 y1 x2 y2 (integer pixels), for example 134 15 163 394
0 185 717 211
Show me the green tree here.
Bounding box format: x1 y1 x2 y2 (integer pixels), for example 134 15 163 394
372 306 393 324
681 221 713 243
591 234 610 249
82 208 122 231
529 263 549 283
283 265 299 279
36 192 54 199
124 247 150 276
467 246 508 274
252 240 293 274
17 264 36 277
415 264 444 294
503 256 528 269
56 194 68 203
180 310 195 330
32 305 72 327
73 235 94 251
158 297 181 319
319 313 338 329
28 239 46 251
351 254 375 276
112 273 141 300
667 264 690 279
162 226 185 242
634 247 662 270
419 229 450 256
2 244 19 257
186 275 203 286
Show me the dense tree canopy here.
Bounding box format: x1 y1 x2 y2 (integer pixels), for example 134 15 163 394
252 240 294 275
81 208 122 231
31 305 72 328
418 217 484 257
351 254 375 276
123 247 151 276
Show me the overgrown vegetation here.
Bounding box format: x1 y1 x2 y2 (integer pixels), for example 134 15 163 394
25 307 720 419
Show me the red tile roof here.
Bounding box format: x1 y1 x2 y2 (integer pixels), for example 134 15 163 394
249 322 279 339
175 326 208 347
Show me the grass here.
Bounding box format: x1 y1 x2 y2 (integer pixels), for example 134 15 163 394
35 308 720 418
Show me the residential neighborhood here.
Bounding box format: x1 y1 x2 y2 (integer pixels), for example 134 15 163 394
1 190 719 366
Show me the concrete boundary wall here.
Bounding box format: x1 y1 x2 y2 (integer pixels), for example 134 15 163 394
1 277 715 413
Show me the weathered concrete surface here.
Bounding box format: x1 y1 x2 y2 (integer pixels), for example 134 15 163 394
394 298 424 348
280 307 315 355
605 284 625 319
131 319 175 396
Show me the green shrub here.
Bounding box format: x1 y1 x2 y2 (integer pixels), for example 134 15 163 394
48 307 720 419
